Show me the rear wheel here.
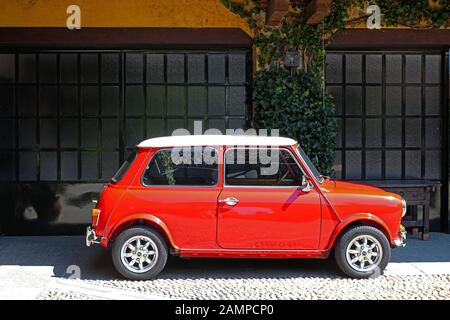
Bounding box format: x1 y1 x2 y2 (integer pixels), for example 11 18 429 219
335 225 390 278
112 226 168 280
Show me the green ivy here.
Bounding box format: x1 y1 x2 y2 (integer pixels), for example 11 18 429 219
220 0 347 174
253 66 337 174
360 0 449 28
220 0 448 175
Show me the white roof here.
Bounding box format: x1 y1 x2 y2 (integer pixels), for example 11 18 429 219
137 135 297 148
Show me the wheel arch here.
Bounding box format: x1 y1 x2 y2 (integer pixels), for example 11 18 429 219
105 213 179 252
326 213 393 252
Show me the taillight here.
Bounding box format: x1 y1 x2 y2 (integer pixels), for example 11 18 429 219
91 208 101 226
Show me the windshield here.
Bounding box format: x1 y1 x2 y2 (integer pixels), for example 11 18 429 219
111 150 137 183
296 146 324 183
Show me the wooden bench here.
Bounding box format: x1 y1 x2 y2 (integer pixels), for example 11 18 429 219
356 180 440 241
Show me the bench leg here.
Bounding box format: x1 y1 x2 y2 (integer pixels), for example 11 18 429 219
422 200 430 241
410 207 419 235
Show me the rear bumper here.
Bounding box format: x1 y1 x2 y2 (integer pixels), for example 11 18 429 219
85 226 101 247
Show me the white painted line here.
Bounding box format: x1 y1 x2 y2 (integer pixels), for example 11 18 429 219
386 262 450 276
44 279 172 300
0 288 45 300
412 262 450 275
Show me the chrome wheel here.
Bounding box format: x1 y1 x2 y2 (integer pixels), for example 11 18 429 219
120 235 158 274
345 235 383 272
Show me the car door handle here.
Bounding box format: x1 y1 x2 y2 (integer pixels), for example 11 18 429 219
218 197 239 206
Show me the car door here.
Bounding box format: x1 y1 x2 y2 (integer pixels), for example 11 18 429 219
217 147 322 250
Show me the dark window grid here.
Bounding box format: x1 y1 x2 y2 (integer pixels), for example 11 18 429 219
101 51 121 180
225 53 230 130
244 51 253 129
132 83 247 125
118 51 125 170
337 115 441 119
333 52 443 181
140 81 247 86
183 53 189 130
131 50 248 86
10 115 121 120
401 54 406 178
4 49 250 182
341 54 347 178
151 83 246 94
56 53 62 180
420 54 427 179
205 54 210 129
121 50 250 140
326 50 443 83
122 115 247 120
143 53 148 138
9 114 248 121
0 82 248 88
323 82 436 89
6 147 120 153
123 54 135 162
97 55 102 180
444 52 449 180
0 82 121 87
35 53 41 181
335 147 441 151
76 52 82 180
361 54 367 179
97 53 102 181
14 53 19 181
381 53 387 179
163 53 168 136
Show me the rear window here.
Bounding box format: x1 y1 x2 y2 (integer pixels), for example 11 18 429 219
142 147 218 186
111 150 137 183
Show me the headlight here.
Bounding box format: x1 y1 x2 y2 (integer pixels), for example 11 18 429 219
401 199 407 217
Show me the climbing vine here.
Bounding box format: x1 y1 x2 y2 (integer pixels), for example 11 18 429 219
357 0 449 28
220 0 448 175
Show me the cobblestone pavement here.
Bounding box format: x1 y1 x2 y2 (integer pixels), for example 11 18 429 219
1 234 450 300
38 289 97 300
49 274 450 300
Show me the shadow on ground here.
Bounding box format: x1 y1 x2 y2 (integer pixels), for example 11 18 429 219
0 232 449 281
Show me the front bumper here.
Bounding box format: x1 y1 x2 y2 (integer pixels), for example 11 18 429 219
393 226 407 247
85 226 100 247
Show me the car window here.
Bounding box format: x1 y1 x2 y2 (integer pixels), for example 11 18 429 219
225 148 304 187
142 147 219 186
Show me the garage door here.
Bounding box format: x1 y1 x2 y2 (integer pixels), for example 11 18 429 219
326 51 444 181
0 49 251 234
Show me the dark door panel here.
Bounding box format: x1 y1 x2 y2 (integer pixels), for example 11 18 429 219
326 50 447 231
0 49 251 235
326 51 444 181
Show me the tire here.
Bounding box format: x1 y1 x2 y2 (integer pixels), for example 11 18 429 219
112 226 168 280
335 225 390 279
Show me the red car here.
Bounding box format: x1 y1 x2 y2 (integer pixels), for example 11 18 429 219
86 135 406 280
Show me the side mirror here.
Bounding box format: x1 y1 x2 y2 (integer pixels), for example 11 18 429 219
301 176 312 193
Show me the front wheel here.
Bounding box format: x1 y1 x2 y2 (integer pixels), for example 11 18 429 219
335 226 391 278
112 226 168 280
